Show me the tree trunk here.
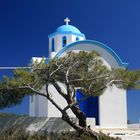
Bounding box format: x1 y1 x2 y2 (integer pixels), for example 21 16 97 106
66 98 87 128
71 106 86 128
51 79 87 128
61 111 99 140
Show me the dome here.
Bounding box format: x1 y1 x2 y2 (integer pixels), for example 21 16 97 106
56 25 82 34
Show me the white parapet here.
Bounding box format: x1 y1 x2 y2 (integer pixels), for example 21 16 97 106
31 57 46 63
86 118 96 130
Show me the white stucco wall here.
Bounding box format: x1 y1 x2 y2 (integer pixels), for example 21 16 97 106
29 87 48 117
47 83 75 117
29 95 36 116
49 38 52 57
30 82 75 117
29 57 48 117
99 85 127 128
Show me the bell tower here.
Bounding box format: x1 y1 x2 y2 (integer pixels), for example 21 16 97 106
48 18 86 58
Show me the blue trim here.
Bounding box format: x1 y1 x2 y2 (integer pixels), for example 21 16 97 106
48 31 85 38
55 40 128 68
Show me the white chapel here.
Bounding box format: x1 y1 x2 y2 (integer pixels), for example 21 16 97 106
29 18 128 129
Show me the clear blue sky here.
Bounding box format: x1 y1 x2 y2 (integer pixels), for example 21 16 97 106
0 0 140 123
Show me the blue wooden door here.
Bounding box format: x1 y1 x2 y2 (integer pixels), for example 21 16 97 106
76 89 99 125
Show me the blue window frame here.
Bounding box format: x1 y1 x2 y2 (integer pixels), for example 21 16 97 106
52 38 55 51
62 36 67 47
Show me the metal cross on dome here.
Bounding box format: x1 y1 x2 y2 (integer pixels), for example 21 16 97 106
64 17 70 25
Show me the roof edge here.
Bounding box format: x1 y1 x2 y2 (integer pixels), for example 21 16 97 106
48 31 85 38
55 40 128 68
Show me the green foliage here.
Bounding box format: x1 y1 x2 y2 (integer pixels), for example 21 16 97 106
0 65 47 109
112 69 140 89
0 70 31 109
0 88 25 109
49 51 111 96
0 50 140 110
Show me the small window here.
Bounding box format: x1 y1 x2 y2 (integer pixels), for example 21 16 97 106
52 38 55 51
76 37 79 41
62 36 67 47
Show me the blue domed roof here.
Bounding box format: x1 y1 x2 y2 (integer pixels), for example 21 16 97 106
48 24 85 37
56 25 82 34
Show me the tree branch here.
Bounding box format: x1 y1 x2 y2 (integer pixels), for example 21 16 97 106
50 63 63 76
70 74 109 83
65 61 83 84
50 79 67 99
107 79 123 86
0 85 64 113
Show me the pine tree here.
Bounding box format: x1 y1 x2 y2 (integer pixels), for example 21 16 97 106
0 51 140 139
